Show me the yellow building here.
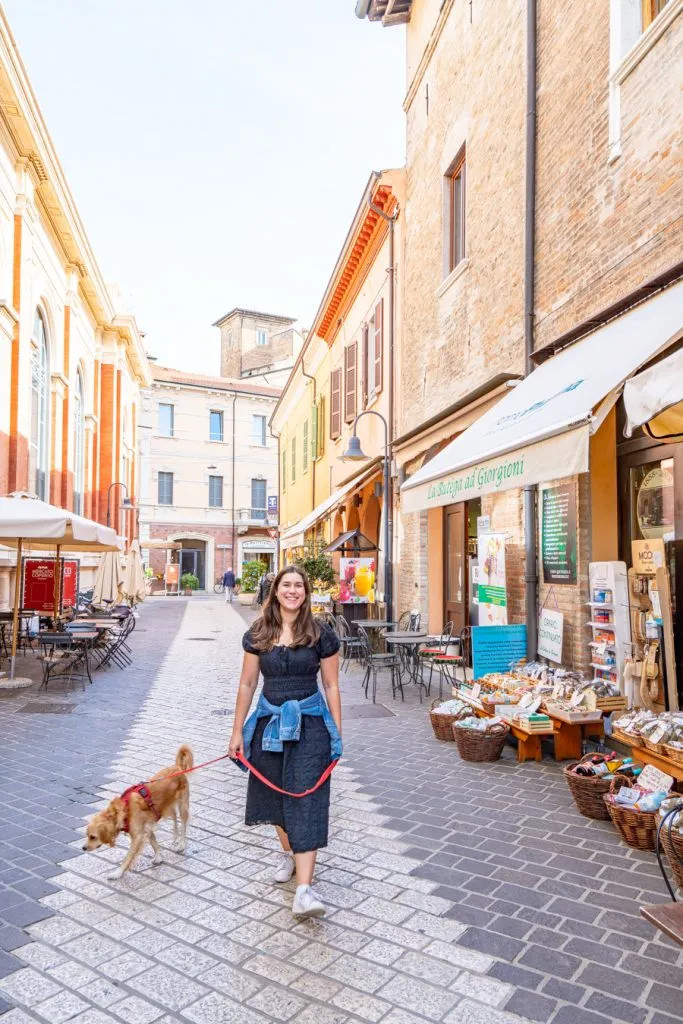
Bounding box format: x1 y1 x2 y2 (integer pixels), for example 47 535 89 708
272 170 404 608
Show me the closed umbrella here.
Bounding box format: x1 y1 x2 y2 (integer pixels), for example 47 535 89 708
0 492 119 682
93 551 124 606
122 540 145 607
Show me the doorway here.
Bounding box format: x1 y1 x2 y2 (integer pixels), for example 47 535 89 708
444 499 481 632
180 541 206 589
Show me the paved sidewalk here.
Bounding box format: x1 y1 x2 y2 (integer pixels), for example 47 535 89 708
0 598 681 1024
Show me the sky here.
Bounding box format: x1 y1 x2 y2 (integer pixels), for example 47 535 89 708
3 0 406 373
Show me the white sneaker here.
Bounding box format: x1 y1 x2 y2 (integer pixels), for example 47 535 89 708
273 852 295 883
292 884 326 919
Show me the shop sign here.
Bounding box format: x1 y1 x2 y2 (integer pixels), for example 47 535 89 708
339 557 375 604
472 624 527 679
477 533 507 625
267 496 278 515
477 515 491 535
165 563 179 587
403 428 589 513
541 483 578 585
631 539 666 576
22 558 80 613
538 608 564 663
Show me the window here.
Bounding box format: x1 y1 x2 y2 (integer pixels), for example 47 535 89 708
209 410 223 442
291 436 296 483
344 343 357 423
642 0 670 29
446 149 466 274
158 471 173 505
158 403 174 437
73 369 85 515
282 449 286 492
330 368 342 440
256 328 268 346
29 310 49 500
303 420 309 474
208 475 223 507
252 414 267 446
373 299 384 393
251 478 267 520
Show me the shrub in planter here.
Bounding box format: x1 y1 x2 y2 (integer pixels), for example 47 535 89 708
180 572 200 595
241 561 263 594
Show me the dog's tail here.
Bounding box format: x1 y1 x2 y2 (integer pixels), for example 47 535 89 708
175 745 194 772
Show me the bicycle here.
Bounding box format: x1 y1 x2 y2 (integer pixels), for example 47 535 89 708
213 580 225 594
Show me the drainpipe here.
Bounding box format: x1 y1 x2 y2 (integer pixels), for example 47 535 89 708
523 0 538 659
368 193 398 617
270 424 281 569
301 358 317 516
231 393 237 575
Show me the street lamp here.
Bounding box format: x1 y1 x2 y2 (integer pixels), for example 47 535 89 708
106 481 134 529
341 410 393 622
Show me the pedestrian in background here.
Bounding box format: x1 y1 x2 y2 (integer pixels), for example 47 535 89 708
222 566 236 602
229 565 342 919
257 571 275 606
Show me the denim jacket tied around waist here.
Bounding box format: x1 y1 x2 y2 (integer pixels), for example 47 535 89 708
242 690 342 762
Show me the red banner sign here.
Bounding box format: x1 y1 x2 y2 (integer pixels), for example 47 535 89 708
22 558 80 613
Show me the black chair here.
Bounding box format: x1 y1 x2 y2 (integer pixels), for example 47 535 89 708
419 621 454 696
38 633 87 691
336 615 363 671
356 626 403 704
432 626 472 694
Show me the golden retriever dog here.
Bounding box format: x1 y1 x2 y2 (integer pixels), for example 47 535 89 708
83 745 193 880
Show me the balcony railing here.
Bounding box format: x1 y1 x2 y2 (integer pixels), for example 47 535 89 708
239 507 268 523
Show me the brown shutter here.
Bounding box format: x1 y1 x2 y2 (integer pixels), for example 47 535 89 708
330 369 342 440
374 299 384 393
344 342 357 423
362 326 369 409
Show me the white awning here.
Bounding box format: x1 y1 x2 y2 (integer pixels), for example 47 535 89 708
402 280 683 513
623 346 683 438
280 463 380 550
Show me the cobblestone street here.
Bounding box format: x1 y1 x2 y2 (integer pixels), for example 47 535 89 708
0 598 682 1024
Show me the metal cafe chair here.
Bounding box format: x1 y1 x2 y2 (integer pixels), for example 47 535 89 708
432 626 472 697
38 632 87 691
356 625 403 704
336 614 363 671
419 620 454 695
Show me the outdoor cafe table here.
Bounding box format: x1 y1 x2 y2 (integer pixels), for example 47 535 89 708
353 620 397 653
38 628 99 686
384 631 429 698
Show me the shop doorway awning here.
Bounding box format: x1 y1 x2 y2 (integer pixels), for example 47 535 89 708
402 280 683 513
324 530 376 555
623 345 683 439
280 462 380 550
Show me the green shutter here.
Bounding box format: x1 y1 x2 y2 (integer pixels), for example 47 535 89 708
311 403 318 463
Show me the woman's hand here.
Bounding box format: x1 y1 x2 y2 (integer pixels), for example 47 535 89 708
228 730 244 759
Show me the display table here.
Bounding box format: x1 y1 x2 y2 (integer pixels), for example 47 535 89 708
640 904 683 947
457 693 605 764
627 745 683 785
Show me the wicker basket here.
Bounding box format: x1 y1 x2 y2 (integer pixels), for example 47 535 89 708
664 744 683 768
429 699 468 742
658 817 683 890
563 758 629 821
453 721 509 763
612 727 643 748
603 779 659 851
642 736 666 754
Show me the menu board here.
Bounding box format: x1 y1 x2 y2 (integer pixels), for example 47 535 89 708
22 558 80 612
541 483 577 585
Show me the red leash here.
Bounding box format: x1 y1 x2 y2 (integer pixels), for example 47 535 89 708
124 752 338 800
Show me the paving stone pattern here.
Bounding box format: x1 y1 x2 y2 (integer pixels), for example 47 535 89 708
0 596 681 1024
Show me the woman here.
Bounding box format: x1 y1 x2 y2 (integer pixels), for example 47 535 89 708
229 565 342 919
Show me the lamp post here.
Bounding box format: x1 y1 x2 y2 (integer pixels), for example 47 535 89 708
341 410 392 622
106 482 134 529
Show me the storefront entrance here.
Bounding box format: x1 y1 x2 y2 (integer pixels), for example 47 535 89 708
618 434 683 701
443 499 481 632
180 541 206 589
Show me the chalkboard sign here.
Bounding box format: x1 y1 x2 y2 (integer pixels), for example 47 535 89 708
472 624 527 679
541 483 577 585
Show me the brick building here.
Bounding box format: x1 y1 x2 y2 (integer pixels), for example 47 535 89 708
214 308 304 388
0 9 150 608
359 0 683 690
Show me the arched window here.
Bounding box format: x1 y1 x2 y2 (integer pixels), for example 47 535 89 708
29 310 49 500
73 369 85 514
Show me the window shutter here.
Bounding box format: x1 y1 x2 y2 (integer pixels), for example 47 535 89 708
303 420 309 473
317 396 325 456
311 403 318 462
330 370 342 440
374 299 384 393
344 343 357 423
362 326 369 409
282 450 286 492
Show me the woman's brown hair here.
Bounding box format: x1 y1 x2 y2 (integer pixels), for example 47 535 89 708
248 565 321 653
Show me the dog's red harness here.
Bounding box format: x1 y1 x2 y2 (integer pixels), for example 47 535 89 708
119 783 162 834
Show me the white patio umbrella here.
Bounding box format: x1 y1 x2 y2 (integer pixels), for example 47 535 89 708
122 539 145 607
0 492 119 682
93 551 124 606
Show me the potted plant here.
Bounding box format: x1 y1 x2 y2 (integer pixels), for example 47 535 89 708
295 548 336 592
181 572 200 596
234 577 242 594
238 561 263 605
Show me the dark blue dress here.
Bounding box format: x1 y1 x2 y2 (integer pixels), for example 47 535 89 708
242 624 341 853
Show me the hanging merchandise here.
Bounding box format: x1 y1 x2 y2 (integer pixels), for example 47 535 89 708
587 562 631 703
